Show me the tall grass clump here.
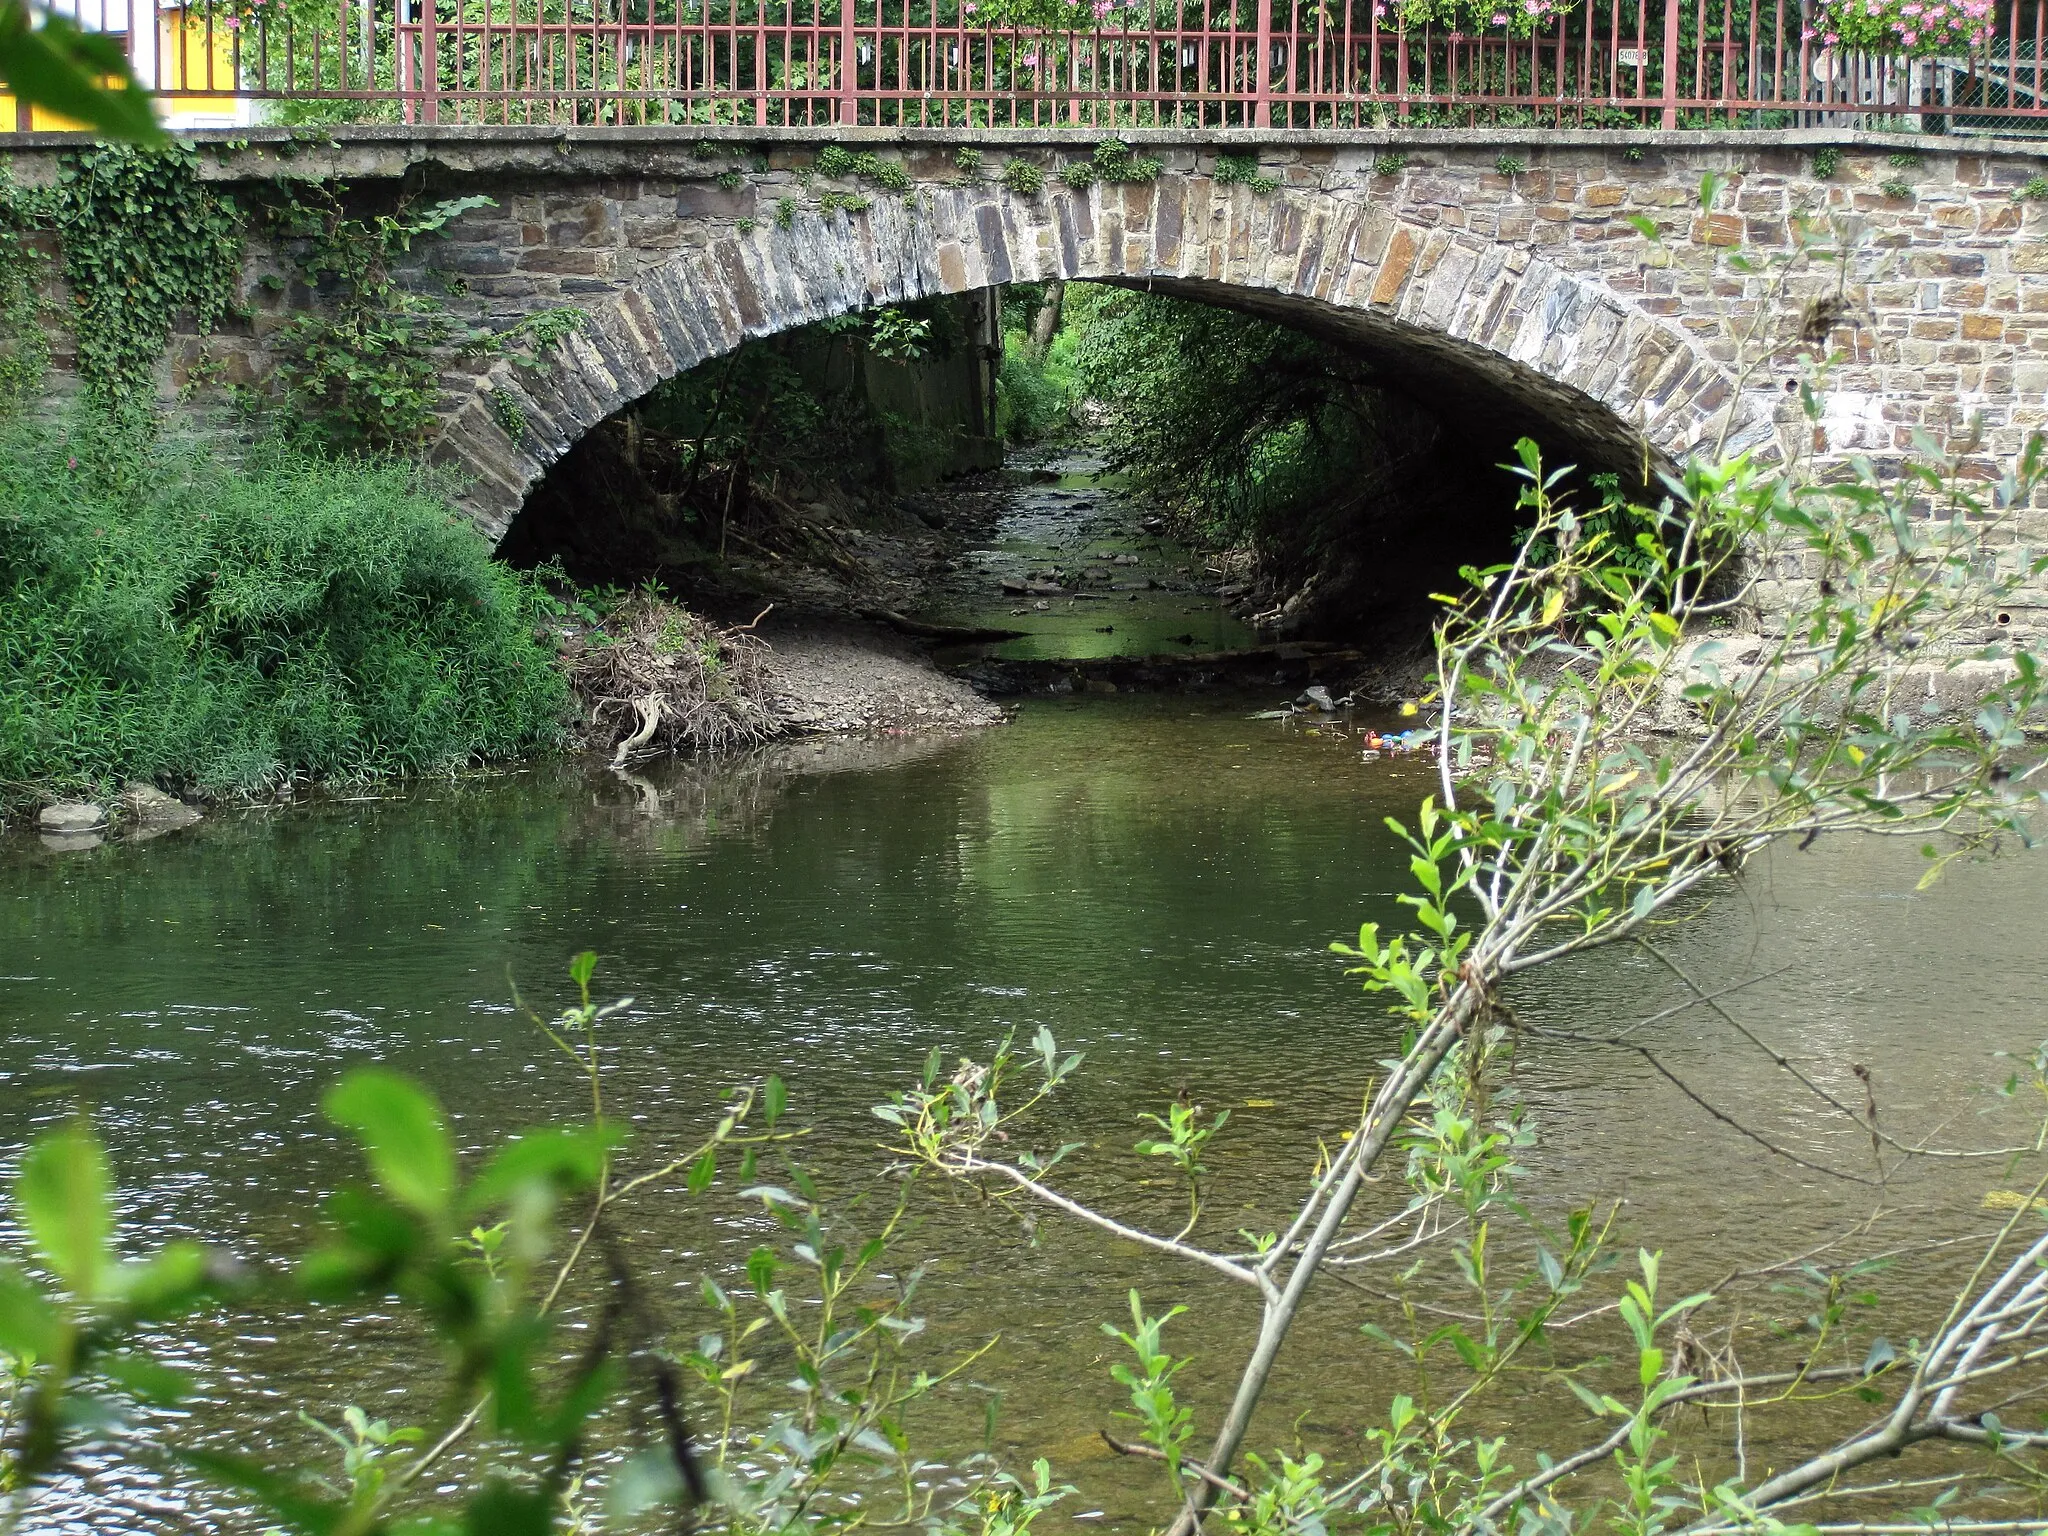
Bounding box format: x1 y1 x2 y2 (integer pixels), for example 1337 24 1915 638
0 422 569 802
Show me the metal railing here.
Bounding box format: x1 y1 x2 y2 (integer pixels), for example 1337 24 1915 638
48 0 2048 130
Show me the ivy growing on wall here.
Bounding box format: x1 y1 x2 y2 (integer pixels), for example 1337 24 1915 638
261 182 583 450
43 143 244 412
0 170 50 410
0 147 583 452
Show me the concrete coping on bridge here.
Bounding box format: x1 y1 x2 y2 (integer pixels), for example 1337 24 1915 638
3 121 2048 178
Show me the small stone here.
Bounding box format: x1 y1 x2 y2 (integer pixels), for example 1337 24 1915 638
121 781 201 828
41 831 103 853
39 802 107 833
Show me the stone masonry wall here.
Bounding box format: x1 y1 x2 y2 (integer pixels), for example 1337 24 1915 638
4 123 2047 642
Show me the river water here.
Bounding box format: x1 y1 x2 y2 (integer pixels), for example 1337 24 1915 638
6 696 2048 1531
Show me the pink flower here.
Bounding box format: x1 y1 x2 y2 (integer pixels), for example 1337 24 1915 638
224 13 239 25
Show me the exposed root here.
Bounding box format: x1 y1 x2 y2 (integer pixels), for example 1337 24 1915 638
565 593 780 762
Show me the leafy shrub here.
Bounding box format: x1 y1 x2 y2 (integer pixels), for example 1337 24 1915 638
1215 153 1279 193
0 423 568 800
1062 139 1165 190
995 329 1075 443
815 145 912 192
1002 158 1047 196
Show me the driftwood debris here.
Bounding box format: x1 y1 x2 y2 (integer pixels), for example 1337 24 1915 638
565 592 780 763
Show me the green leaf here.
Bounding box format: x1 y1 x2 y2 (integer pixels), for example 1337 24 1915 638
568 950 598 991
19 1121 113 1300
325 1070 456 1219
110 1241 213 1318
99 1351 192 1404
1564 1375 1610 1416
464 1127 613 1213
0 1263 60 1356
179 1448 346 1535
686 1148 717 1194
0 6 163 143
763 1073 787 1129
606 1446 688 1520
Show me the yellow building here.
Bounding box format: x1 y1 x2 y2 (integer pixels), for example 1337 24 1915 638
0 0 254 130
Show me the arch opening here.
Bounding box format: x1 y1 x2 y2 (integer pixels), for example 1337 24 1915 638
494 270 1671 677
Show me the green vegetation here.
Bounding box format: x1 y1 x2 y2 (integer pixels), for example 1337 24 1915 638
1067 285 1363 539
4 168 2048 1536
36 143 244 414
0 0 161 140
503 296 992 580
0 423 567 802
8 383 2045 1532
1214 152 1279 193
1061 137 1163 190
994 282 1080 443
1001 157 1047 196
815 144 914 192
261 183 583 451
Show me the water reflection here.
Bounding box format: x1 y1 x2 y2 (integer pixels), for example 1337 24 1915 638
2 696 2044 1531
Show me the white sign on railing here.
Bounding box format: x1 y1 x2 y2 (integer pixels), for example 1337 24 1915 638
1616 46 1648 67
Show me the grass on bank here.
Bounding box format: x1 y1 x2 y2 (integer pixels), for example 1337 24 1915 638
0 422 570 804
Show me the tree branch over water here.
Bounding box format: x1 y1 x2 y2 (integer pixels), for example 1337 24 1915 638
877 203 2048 1535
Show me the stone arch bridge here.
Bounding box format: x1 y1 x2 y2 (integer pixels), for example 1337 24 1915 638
9 124 2047 631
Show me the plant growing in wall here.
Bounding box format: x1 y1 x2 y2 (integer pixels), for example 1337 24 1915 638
42 143 245 415
1062 138 1163 190
1215 153 1279 193
263 185 580 451
1001 158 1047 197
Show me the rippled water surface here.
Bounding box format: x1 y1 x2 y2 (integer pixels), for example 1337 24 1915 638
5 696 2047 1530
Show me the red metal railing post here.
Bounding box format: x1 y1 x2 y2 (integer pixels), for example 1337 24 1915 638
1253 0 1272 123
422 0 441 122
839 0 859 122
1659 0 1679 124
